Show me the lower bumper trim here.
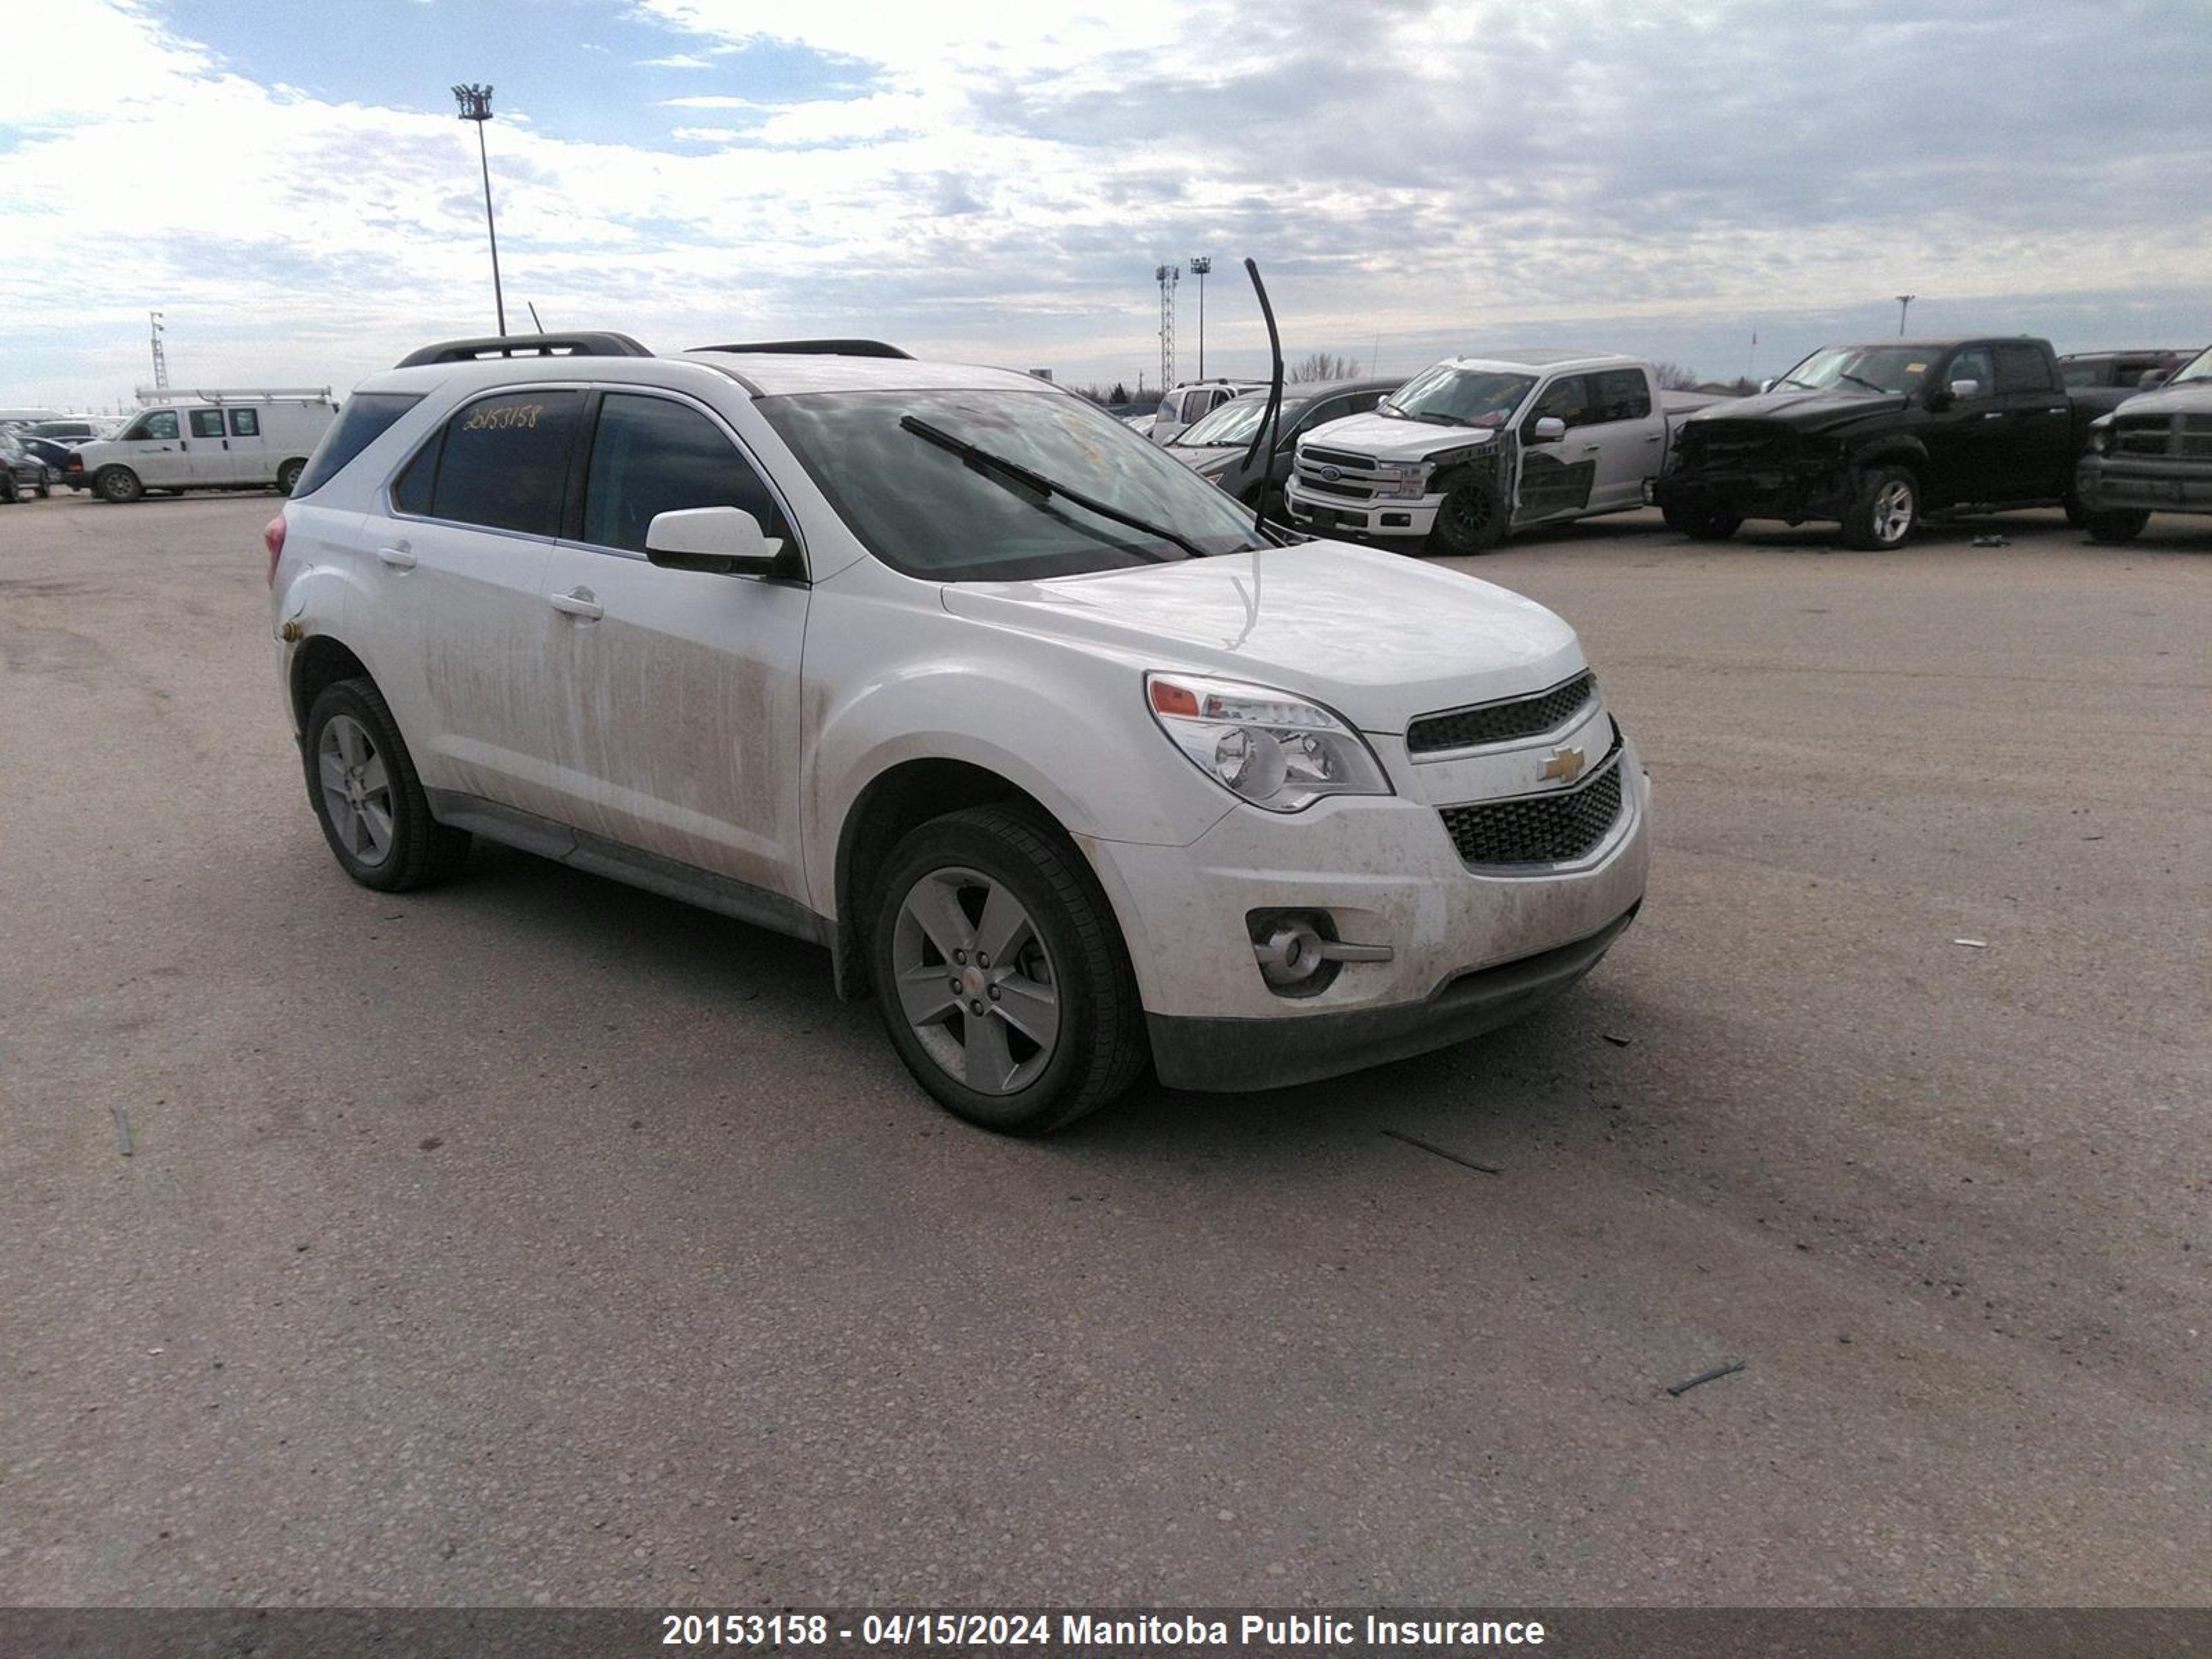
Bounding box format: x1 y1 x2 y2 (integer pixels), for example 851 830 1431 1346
1147 901 1640 1093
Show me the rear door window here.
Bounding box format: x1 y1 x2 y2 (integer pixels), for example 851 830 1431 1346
579 393 791 554
405 391 585 536
1593 368 1653 422
1994 344 2057 395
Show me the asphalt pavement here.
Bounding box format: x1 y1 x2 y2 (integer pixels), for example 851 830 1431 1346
2 489 2206 1606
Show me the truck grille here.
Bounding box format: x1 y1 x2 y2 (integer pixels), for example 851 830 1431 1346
2111 413 2212 459
1294 446 1382 500
1406 671 1595 756
1438 731 1625 866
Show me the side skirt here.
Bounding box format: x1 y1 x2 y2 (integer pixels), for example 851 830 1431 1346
424 789 832 950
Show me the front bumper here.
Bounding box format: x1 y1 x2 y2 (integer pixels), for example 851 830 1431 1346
1147 902 1638 1091
1649 465 1848 526
1283 479 1438 543
2076 455 2212 515
1079 734 1650 1090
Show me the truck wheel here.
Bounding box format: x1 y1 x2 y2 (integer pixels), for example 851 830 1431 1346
1428 474 1507 555
1662 502 1741 541
0 474 16 504
870 804 1146 1135
302 677 472 892
2061 487 2086 528
276 458 306 496
1839 465 1917 550
2081 508 2149 543
95 467 144 505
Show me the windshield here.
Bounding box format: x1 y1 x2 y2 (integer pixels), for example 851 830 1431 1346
2169 345 2212 386
1773 346 1927 395
1172 393 1307 449
1380 365 1535 429
757 388 1269 583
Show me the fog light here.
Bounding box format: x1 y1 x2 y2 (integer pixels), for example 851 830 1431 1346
1248 910 1396 998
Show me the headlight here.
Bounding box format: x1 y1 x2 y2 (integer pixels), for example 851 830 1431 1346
1372 462 1430 500
2085 415 2112 455
1146 673 1394 813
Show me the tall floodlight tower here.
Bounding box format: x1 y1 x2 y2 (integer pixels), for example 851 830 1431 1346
1156 263 1179 393
1895 294 1916 337
148 312 170 391
453 83 508 336
1188 256 1212 378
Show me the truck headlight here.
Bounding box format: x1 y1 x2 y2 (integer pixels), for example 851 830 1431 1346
2085 415 2112 456
1372 463 1430 500
1147 673 1393 813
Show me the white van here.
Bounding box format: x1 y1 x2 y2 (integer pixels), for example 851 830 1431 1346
64 388 337 503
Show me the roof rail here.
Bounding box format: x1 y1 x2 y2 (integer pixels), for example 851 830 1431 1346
135 386 334 404
393 332 653 368
691 339 914 360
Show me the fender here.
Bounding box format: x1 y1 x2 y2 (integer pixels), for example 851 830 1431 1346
1844 433 1928 474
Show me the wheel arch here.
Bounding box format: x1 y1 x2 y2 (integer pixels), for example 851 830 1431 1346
289 635 375 735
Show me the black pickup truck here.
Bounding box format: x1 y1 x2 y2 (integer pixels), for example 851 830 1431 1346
1651 337 2099 549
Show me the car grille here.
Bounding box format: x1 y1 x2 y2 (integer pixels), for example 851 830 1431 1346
1437 726 1624 866
1302 447 1374 470
1407 671 1595 756
2111 413 2212 460
1294 446 1383 501
1678 420 1792 471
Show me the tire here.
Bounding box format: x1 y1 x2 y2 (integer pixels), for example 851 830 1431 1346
301 677 472 892
95 466 144 505
2061 488 2086 528
1839 465 1918 550
2081 508 2149 543
1661 501 1742 541
36 473 53 498
0 474 16 505
868 803 1146 1134
276 458 305 496
1427 473 1508 555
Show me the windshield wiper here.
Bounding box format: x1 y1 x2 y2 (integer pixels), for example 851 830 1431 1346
899 415 1215 561
1774 376 1815 391
1838 373 1888 395
1403 410 1467 427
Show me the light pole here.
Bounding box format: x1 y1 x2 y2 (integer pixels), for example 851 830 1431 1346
1189 256 1212 378
1895 294 1915 337
453 84 507 336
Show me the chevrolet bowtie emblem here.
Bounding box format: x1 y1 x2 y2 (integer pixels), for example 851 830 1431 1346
1541 747 1587 784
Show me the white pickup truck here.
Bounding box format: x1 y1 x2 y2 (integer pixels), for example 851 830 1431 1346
1284 350 1712 554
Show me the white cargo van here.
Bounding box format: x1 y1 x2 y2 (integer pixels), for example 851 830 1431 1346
63 388 337 503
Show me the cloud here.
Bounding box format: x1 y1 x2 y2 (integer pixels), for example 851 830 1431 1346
5 0 2211 404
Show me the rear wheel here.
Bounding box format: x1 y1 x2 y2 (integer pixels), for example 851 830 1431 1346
1427 473 1507 555
301 677 471 892
1839 465 1918 550
2081 507 2149 543
869 804 1145 1134
1662 501 1742 541
276 458 305 496
95 467 144 505
0 473 16 505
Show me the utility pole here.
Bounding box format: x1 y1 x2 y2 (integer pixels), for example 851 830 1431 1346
147 312 169 391
453 84 507 336
1188 256 1211 379
1895 294 1915 337
1155 264 1179 393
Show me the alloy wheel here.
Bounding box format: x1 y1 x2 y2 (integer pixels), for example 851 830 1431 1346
890 865 1060 1094
317 713 395 866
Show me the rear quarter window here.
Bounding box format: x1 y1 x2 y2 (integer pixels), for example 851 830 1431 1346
402 391 585 537
292 392 424 498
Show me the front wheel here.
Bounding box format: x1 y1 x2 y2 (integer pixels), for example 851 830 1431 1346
870 804 1145 1134
2081 507 2149 543
1839 465 1918 550
302 677 472 891
1427 474 1507 556
95 467 144 505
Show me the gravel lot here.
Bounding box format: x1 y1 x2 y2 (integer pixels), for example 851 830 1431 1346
3 489 2206 1606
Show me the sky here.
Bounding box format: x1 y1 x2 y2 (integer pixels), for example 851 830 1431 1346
4 0 2210 409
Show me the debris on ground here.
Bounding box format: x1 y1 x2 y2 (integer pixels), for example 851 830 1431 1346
1381 1127 1501 1176
1971 534 2010 547
1666 1359 1746 1397
1952 937 1990 948
110 1103 133 1157
1602 1033 1633 1047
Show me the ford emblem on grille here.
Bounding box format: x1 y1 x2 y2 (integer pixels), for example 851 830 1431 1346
1320 465 1342 482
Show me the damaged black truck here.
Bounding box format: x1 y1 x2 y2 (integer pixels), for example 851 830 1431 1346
1650 337 2100 550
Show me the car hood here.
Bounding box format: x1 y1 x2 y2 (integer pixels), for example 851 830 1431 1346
1163 443 1245 471
1684 388 1911 430
2106 382 2212 417
1298 410 1504 463
940 542 1582 735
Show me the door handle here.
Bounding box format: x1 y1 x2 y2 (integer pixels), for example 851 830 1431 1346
1643 432 1663 442
1982 411 2005 420
550 588 603 621
376 545 416 569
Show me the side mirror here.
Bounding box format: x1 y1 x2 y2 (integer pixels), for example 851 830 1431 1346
644 506 787 577
1759 378 1776 394
1946 377 1981 401
2138 369 2169 389
1530 416 1567 444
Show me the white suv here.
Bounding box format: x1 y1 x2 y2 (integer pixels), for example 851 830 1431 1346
269 332 1649 1133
